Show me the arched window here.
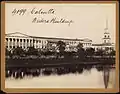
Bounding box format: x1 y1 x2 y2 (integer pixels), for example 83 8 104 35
13 38 15 41
17 39 19 42
20 39 22 42
24 39 25 42
104 40 106 43
13 39 15 46
10 38 12 41
105 35 106 38
27 39 29 42
6 38 8 41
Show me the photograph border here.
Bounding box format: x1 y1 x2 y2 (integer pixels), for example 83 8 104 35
1 1 119 93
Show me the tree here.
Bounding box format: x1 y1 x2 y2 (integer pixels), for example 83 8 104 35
64 51 74 59
26 47 38 56
38 48 42 57
76 42 83 49
5 48 12 57
109 49 115 58
104 47 110 55
76 43 85 60
46 42 56 56
95 49 104 56
12 47 25 57
57 41 66 57
46 42 53 51
6 48 10 56
85 48 95 57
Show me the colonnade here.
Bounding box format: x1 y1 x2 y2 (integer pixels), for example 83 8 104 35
6 37 47 50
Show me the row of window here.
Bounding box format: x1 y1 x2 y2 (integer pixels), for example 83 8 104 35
94 47 114 50
6 45 40 49
65 42 91 45
65 41 77 44
104 35 110 38
6 40 48 45
104 40 110 43
6 45 47 49
6 38 48 44
83 43 91 46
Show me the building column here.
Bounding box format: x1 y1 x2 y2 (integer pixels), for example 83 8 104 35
34 39 36 48
38 40 39 48
22 39 24 49
25 39 27 48
11 38 13 49
8 38 10 50
15 38 18 48
10 38 12 49
5 38 7 49
31 39 33 47
6 38 8 49
9 38 11 49
14 38 16 48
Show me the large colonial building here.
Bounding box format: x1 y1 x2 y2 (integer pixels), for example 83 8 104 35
5 32 92 52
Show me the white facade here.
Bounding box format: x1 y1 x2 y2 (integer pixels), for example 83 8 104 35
92 44 115 52
5 32 92 51
6 32 48 50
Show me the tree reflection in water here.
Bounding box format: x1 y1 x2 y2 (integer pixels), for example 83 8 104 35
96 65 104 72
6 65 113 80
6 67 84 79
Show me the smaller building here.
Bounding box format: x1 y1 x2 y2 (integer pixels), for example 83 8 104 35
92 21 115 53
92 43 115 52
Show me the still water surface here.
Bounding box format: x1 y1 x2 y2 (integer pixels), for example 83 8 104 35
5 68 115 88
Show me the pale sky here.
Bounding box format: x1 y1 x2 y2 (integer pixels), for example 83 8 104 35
5 3 116 44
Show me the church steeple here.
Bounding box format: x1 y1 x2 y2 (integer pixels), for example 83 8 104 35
104 19 108 32
103 19 111 44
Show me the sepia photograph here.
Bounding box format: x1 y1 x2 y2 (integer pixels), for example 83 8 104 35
1 1 119 93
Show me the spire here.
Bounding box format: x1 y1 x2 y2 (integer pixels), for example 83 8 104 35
104 18 108 31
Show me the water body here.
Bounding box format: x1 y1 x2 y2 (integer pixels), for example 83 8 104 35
5 68 115 88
